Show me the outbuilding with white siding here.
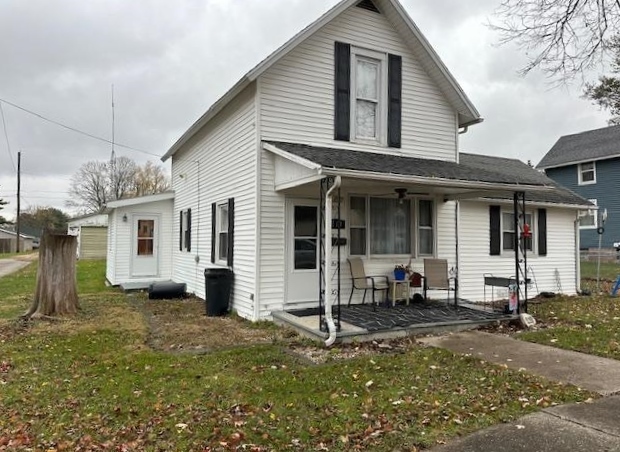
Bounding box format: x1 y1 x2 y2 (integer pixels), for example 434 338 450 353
104 192 174 288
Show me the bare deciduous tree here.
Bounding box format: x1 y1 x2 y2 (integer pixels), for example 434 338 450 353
23 231 79 319
132 161 170 197
584 36 620 124
491 0 620 80
67 157 168 213
0 191 8 225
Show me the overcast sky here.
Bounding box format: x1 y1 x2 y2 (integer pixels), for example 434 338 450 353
0 0 610 219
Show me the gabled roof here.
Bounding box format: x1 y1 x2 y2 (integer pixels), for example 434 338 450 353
0 228 35 239
537 124 620 169
162 0 481 162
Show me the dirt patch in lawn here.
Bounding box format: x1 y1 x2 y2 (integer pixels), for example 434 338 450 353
133 295 430 363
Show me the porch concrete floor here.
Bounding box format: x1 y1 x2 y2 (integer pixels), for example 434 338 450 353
273 301 516 343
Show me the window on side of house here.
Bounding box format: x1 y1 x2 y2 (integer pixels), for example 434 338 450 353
579 199 598 229
349 196 434 257
180 209 191 252
351 48 387 144
216 203 229 263
502 212 534 252
579 162 597 185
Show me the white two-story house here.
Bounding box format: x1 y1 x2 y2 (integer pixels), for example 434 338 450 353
149 0 589 334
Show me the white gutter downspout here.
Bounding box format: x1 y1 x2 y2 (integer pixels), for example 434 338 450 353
575 213 581 294
324 176 342 347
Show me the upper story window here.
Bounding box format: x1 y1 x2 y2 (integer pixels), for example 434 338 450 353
334 42 402 148
351 49 387 143
578 162 596 185
579 199 598 229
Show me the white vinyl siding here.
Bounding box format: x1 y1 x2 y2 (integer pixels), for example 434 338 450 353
259 5 458 161
459 201 578 302
171 84 257 320
106 199 174 286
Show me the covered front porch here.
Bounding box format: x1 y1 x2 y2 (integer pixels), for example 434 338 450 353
273 301 515 342
264 141 555 343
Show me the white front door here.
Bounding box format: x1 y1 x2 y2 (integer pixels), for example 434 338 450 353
131 215 159 278
286 200 320 304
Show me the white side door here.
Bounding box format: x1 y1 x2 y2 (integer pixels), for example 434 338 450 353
131 215 159 278
286 200 320 304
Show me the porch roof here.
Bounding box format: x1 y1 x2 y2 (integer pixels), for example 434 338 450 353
264 141 590 207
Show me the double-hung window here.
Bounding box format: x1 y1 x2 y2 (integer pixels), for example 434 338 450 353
180 209 191 252
216 203 229 263
349 196 434 257
579 199 598 229
502 212 533 252
351 48 387 144
579 162 596 185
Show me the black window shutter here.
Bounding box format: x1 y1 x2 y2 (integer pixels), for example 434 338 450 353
388 54 402 148
490 205 501 256
211 203 216 264
179 211 183 251
227 198 235 267
186 208 192 253
334 42 351 141
538 209 547 256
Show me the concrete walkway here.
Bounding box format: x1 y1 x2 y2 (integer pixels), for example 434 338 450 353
420 331 620 395
421 331 620 451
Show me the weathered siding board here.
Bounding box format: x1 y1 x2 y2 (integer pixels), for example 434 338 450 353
546 158 620 248
458 200 578 302
171 84 258 320
259 6 457 162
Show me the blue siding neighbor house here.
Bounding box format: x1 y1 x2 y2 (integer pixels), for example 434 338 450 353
538 125 620 249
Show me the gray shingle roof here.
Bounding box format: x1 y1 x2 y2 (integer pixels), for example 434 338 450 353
267 141 590 207
269 141 551 186
460 153 590 206
537 124 620 169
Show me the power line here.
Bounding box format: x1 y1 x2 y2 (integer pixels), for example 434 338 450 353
0 97 162 158
0 102 16 172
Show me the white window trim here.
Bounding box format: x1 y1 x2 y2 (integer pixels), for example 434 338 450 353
215 202 229 265
350 47 388 146
579 199 598 230
578 161 597 185
501 211 535 254
348 195 436 259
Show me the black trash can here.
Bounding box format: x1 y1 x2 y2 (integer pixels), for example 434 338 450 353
204 268 233 316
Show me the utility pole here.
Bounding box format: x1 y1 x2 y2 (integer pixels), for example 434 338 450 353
15 151 21 253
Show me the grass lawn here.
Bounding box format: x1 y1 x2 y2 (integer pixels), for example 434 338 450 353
518 294 620 361
0 260 594 451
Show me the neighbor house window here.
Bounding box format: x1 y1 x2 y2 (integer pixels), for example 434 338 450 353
216 203 229 262
502 212 533 252
578 162 596 185
579 199 598 229
351 48 387 143
349 196 434 257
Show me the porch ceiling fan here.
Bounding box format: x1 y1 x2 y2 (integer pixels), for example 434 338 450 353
376 188 430 203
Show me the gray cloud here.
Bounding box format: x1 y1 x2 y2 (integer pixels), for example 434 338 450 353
0 0 610 218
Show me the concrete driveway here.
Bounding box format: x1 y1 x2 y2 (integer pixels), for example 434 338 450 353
0 257 32 278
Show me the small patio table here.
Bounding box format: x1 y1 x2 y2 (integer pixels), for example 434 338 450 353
390 280 410 307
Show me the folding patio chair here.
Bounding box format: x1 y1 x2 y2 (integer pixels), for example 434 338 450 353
423 258 456 306
347 257 389 310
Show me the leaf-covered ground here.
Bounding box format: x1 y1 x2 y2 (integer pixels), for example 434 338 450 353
518 294 620 360
0 261 594 451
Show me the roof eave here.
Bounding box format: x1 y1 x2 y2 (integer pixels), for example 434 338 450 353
538 153 620 170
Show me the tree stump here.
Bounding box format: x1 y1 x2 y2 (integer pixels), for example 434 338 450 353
24 231 79 319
